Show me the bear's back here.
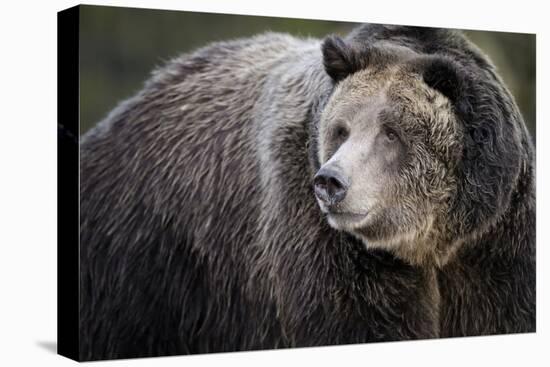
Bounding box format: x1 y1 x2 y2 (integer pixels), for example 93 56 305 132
79 32 323 359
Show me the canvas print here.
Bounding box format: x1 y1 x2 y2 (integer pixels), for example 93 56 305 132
57 4 536 361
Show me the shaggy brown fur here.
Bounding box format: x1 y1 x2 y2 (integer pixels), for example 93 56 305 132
320 24 535 337
79 25 535 361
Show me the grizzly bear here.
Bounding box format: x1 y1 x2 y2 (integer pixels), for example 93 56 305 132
79 24 535 360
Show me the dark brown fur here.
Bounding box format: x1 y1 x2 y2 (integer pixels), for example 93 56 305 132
321 24 535 336
79 25 535 361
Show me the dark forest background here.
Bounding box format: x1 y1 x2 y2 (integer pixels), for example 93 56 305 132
79 5 536 141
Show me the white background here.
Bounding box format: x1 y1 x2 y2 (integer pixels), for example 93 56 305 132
0 0 548 365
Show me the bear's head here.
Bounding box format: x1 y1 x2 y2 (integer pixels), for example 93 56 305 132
313 26 532 266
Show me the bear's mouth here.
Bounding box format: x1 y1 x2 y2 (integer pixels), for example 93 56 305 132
316 200 369 227
326 210 369 229
328 211 367 220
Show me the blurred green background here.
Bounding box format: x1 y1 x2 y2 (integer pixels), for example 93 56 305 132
79 5 536 141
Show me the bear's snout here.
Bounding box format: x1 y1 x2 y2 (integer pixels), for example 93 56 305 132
313 168 349 206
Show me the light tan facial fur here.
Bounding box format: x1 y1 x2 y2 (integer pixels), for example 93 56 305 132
317 66 462 266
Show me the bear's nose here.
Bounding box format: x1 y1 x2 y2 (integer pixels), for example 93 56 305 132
313 168 349 205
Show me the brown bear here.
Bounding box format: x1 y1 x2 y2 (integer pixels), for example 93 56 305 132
79 24 535 361
318 25 535 337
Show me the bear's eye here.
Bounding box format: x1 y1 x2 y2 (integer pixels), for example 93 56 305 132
385 129 397 142
334 125 349 141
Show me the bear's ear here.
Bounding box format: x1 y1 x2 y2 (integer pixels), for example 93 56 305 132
322 35 362 82
421 57 465 104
